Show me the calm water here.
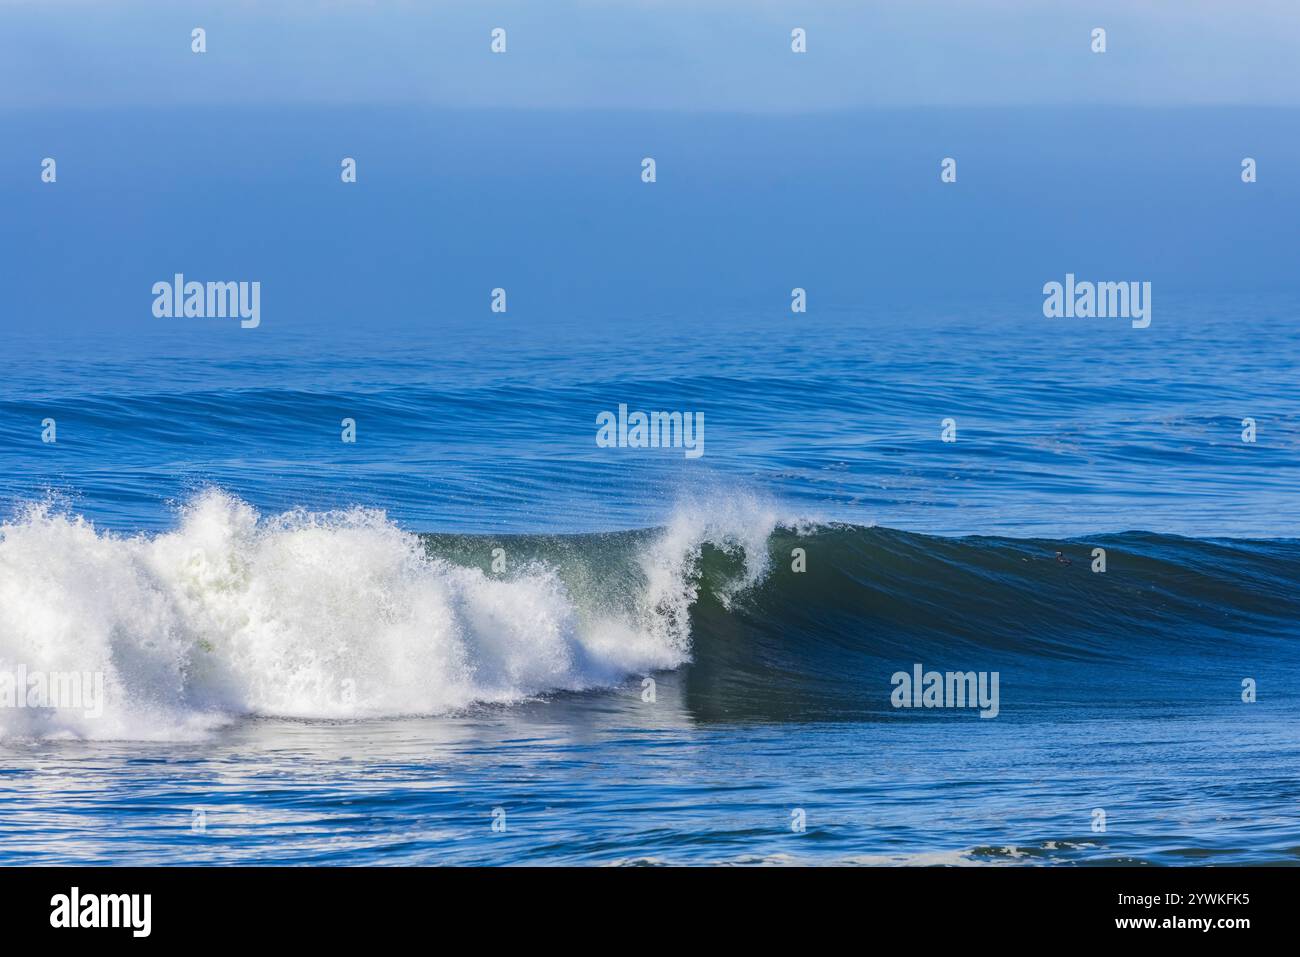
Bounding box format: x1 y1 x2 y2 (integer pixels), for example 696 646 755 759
1 300 1298 865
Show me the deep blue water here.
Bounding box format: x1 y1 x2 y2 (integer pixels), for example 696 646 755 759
1 298 1298 865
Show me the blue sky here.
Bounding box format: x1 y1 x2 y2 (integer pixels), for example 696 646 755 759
3 0 1300 111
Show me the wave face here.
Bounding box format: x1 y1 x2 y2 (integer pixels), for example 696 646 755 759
681 523 1300 720
2 490 1298 739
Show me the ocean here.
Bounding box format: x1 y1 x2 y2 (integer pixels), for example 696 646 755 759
2 299 1298 865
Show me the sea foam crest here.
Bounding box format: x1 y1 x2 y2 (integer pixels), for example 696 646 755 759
0 490 777 740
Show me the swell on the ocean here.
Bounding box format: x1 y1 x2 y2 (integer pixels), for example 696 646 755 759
2 489 1297 739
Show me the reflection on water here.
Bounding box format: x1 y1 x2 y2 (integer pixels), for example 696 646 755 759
2 670 1297 865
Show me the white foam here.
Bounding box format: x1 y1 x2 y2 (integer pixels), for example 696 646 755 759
0 490 779 740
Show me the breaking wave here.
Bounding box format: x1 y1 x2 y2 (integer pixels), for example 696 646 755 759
3 488 1297 739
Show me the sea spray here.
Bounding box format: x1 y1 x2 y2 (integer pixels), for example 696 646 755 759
0 490 781 740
